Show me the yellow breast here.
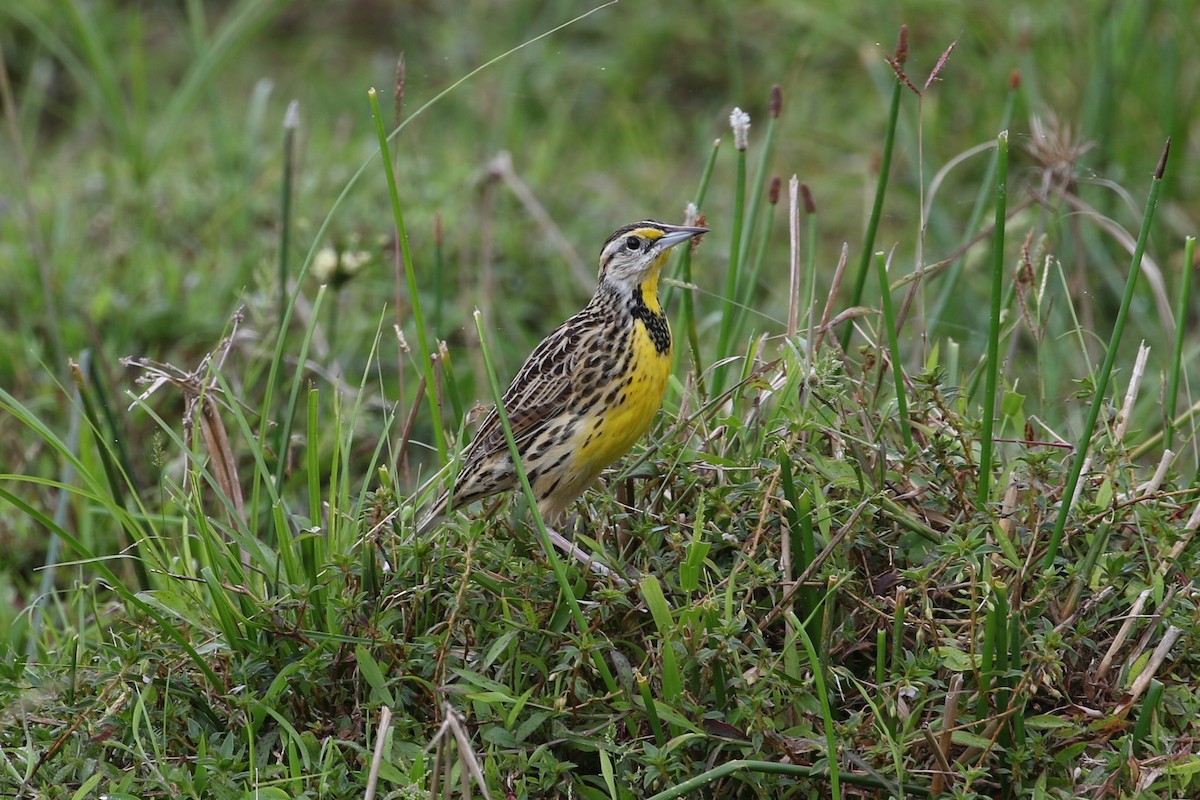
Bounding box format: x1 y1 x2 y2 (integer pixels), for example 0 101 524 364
573 319 671 476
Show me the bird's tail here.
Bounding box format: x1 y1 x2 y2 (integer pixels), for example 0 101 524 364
415 490 449 536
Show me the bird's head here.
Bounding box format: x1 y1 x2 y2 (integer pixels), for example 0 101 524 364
596 221 708 291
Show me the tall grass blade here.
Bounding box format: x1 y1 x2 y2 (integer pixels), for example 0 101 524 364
840 27 907 351
929 71 1020 337
1043 139 1170 569
278 100 298 329
876 250 913 450
669 139 720 397
713 109 750 395
1165 235 1195 451
369 88 447 465
977 130 1009 506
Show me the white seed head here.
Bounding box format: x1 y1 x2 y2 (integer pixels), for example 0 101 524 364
312 247 339 283
684 202 699 227
284 99 300 130
340 250 372 275
729 107 751 150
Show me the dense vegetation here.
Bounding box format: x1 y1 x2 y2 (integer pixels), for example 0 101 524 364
2 1 1198 797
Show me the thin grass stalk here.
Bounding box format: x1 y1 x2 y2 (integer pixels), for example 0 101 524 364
306 385 321 530
671 139 718 397
929 72 1020 336
729 86 782 337
779 452 817 634
712 212 746 392
326 384 349 554
635 673 667 747
876 250 913 449
69 363 152 589
278 101 298 330
301 387 327 622
27 353 86 662
85 356 138 502
977 131 1009 506
272 493 301 588
640 575 684 703
369 88 446 464
787 181 796 338
801 184 818 363
840 28 906 352
778 452 799 681
680 505 710 592
875 629 887 687
472 310 619 698
977 591 998 719
272 285 327 490
1044 140 1170 569
735 182 779 337
713 110 750 395
786 610 841 799
737 86 782 270
992 587 1012 747
890 586 906 675
1165 236 1195 451
666 137 720 304
1007 613 1026 748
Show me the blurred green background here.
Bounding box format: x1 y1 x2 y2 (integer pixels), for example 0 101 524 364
3 0 1192 369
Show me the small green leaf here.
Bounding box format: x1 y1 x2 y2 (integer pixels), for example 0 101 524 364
1000 389 1025 418
1025 714 1076 730
355 644 396 707
933 645 977 672
951 730 1004 750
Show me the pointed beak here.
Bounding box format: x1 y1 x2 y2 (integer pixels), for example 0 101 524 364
655 225 709 251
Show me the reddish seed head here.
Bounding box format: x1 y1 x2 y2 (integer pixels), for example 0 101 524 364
1155 138 1171 180
895 25 908 65
1009 68 1021 91
770 84 782 118
768 176 781 205
801 183 816 215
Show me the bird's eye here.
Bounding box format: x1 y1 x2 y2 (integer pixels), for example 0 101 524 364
625 236 642 251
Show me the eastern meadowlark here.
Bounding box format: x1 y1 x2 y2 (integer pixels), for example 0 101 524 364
417 220 708 533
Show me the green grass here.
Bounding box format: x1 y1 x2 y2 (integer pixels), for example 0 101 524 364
3 1 1200 797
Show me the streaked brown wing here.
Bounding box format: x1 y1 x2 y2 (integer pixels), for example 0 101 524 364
462 314 586 461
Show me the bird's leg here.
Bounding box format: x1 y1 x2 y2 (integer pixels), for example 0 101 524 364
543 525 633 588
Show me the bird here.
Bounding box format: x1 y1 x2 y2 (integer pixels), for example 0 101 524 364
417 220 708 535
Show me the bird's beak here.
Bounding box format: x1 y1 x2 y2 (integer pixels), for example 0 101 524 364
655 225 709 251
